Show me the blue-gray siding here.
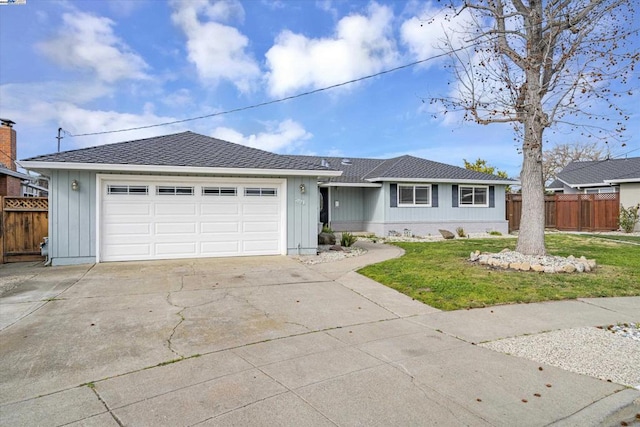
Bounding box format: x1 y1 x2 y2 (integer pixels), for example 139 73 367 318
328 182 509 235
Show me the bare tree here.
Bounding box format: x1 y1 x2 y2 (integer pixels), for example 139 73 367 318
431 0 638 255
542 141 610 185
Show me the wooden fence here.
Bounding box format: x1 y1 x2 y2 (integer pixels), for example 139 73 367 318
0 197 48 263
506 193 619 233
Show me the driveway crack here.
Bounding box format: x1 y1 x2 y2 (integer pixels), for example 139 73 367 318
87 384 125 427
166 276 186 358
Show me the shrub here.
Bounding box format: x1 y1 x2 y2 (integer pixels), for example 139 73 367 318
340 232 357 247
456 227 466 238
488 230 502 236
321 224 333 233
619 204 640 233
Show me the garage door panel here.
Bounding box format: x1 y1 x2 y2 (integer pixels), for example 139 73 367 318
104 202 151 216
104 223 152 236
200 203 240 215
201 222 240 233
243 203 279 215
201 241 240 255
243 221 279 232
155 203 197 216
101 179 284 261
103 244 152 257
155 242 197 256
155 223 197 234
242 240 280 253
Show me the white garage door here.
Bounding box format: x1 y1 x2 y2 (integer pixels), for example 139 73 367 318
100 177 286 262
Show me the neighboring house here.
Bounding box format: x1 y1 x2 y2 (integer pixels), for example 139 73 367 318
552 157 640 231
0 118 49 197
19 131 514 265
545 179 564 193
288 155 514 238
1 118 22 197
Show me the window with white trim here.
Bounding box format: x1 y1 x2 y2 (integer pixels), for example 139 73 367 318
156 186 194 196
398 184 431 206
585 187 619 194
459 185 488 206
245 187 277 197
202 186 237 196
107 185 149 195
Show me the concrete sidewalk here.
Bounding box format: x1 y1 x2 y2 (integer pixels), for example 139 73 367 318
0 242 638 426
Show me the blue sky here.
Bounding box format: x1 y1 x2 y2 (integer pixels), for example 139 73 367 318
1 0 638 179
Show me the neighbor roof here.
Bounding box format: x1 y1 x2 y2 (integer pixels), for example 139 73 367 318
557 157 640 187
20 131 340 176
289 154 515 185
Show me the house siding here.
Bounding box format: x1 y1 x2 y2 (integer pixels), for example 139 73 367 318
380 183 508 236
620 183 640 232
49 169 97 265
286 176 319 255
327 182 509 236
47 170 318 265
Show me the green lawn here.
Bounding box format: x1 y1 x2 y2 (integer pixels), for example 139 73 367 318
358 234 640 311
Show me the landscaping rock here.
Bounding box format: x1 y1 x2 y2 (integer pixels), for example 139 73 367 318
318 232 336 245
470 249 596 274
329 245 343 251
439 229 455 239
531 264 545 272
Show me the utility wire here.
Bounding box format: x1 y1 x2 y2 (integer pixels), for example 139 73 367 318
68 53 450 137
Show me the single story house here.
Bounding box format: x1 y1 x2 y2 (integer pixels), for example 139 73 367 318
19 131 514 265
550 157 640 195
287 154 513 238
548 157 640 231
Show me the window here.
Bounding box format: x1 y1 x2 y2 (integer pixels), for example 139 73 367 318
245 187 277 197
585 187 618 194
459 186 488 206
397 185 431 206
107 185 149 195
156 186 194 196
202 186 237 196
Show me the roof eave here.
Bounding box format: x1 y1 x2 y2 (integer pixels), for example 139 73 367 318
365 177 519 185
604 178 640 184
562 181 616 188
319 182 382 187
17 161 343 178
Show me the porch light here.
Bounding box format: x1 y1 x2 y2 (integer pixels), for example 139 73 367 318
299 183 306 194
71 179 79 191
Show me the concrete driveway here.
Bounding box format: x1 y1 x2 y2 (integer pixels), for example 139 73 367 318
1 242 639 426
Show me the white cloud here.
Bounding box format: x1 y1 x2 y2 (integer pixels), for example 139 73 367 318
400 3 473 66
54 104 186 148
265 2 398 97
37 11 149 83
170 0 260 93
211 119 312 153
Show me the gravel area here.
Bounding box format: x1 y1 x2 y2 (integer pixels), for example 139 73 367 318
293 246 367 265
480 324 640 388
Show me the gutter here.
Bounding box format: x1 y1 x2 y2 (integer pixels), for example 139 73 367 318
16 160 343 179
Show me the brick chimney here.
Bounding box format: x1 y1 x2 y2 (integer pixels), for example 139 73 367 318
0 118 17 171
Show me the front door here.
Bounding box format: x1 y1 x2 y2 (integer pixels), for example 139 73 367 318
319 187 329 225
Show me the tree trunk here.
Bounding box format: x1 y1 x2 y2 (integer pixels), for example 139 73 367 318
516 124 547 256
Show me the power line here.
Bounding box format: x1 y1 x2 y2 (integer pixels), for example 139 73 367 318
68 53 450 138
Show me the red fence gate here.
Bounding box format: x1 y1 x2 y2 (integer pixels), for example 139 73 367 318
506 193 619 232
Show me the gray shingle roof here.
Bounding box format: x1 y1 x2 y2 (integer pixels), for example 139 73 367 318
22 131 334 172
288 154 514 183
557 157 640 186
284 155 386 183
546 179 564 190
